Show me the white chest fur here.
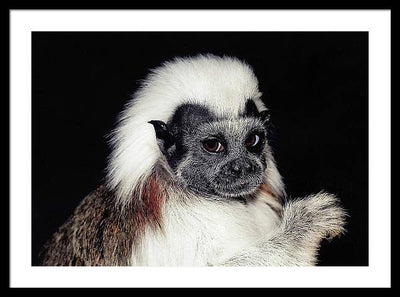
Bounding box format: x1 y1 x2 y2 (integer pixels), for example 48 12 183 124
130 195 281 266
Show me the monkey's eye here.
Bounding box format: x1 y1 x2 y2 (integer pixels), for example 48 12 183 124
202 139 225 153
245 133 260 148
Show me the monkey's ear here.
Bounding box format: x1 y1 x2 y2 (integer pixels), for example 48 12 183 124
148 120 175 153
259 110 271 126
244 100 271 126
244 99 260 117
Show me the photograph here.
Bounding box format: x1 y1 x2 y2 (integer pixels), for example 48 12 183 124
32 31 368 267
9 9 391 288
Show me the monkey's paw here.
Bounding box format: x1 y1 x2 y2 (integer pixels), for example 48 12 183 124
283 192 347 242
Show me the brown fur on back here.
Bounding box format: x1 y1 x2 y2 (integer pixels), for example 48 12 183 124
41 177 165 266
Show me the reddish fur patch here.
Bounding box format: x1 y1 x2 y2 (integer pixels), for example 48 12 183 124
133 175 165 233
258 183 283 216
141 175 165 227
259 183 276 198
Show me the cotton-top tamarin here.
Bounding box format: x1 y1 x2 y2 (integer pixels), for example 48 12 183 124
41 54 346 266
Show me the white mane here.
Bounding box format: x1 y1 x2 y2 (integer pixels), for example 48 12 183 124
106 54 285 205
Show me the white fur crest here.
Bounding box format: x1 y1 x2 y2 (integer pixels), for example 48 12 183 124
106 54 285 205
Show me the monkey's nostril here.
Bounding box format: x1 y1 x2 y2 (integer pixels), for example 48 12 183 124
231 164 242 174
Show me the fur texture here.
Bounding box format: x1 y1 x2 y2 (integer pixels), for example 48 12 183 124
41 54 346 266
106 54 284 206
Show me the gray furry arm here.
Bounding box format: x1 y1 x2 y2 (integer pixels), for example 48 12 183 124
218 192 347 266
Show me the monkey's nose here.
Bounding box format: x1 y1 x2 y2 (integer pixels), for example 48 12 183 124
228 159 254 176
231 163 242 175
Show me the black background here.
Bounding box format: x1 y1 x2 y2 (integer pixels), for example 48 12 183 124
32 32 368 266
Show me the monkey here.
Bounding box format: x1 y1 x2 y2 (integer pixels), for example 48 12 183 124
40 54 346 266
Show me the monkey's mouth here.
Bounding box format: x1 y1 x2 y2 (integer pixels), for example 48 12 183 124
212 179 262 198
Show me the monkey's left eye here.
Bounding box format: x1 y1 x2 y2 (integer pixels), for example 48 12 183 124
245 133 260 147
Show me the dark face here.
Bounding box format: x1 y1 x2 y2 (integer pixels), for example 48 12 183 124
150 100 270 198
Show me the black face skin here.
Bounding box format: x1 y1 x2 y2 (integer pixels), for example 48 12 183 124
149 100 270 199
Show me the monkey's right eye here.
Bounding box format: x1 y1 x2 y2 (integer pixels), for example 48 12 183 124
202 139 225 153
